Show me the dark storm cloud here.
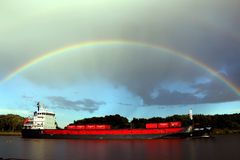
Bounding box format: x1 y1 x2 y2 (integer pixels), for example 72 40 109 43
24 47 239 105
143 88 199 105
193 80 240 103
227 64 240 87
47 96 106 113
1 0 240 106
179 28 240 87
142 80 240 106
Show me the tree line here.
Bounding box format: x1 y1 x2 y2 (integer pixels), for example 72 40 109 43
73 113 240 130
73 114 130 129
0 114 25 132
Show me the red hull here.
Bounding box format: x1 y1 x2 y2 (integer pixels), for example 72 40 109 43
43 128 184 135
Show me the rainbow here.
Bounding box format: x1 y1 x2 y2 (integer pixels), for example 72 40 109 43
1 39 239 96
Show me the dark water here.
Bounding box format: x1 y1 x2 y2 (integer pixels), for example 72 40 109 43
0 135 239 160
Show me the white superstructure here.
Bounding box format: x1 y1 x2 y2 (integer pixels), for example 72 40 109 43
23 102 57 129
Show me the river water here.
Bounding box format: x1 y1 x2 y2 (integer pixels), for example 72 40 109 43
0 135 239 160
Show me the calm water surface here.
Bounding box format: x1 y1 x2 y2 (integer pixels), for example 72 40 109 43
0 135 239 160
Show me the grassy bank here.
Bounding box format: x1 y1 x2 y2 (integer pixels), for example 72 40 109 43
0 131 21 136
212 129 240 135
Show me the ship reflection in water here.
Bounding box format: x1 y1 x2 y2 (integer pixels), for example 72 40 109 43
65 139 182 160
0 135 240 160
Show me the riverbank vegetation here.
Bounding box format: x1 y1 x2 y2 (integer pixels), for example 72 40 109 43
0 114 24 135
73 114 130 129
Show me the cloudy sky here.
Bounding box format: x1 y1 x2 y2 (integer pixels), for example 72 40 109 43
0 0 239 127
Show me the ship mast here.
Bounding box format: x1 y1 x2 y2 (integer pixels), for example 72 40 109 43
189 108 193 121
37 101 45 112
187 108 194 133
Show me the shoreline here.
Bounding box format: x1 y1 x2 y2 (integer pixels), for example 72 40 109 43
0 132 21 136
212 129 240 135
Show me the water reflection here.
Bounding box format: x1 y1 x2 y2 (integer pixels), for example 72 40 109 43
15 138 184 160
0 136 239 160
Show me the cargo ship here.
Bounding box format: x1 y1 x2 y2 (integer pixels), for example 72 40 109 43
21 102 210 139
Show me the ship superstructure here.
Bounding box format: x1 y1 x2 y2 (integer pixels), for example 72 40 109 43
23 102 57 130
